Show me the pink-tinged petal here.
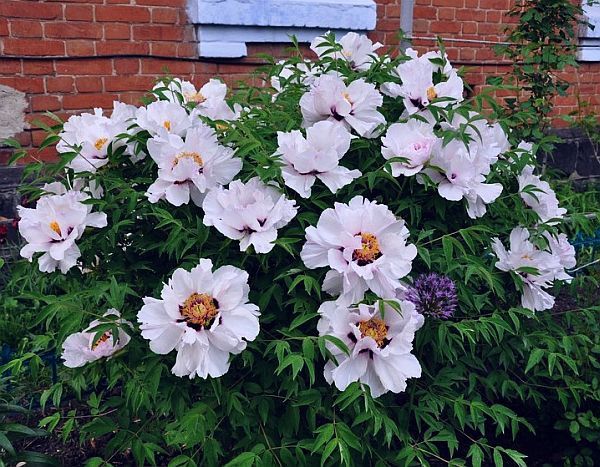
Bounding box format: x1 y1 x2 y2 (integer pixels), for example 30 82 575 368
219 307 260 345
165 182 190 206
372 353 421 393
62 333 94 368
146 324 185 355
317 167 361 194
437 181 464 201
331 353 369 391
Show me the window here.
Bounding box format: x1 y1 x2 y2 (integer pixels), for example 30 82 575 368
579 3 600 61
186 0 377 58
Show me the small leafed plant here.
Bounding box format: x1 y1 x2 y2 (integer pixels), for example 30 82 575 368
1 33 599 465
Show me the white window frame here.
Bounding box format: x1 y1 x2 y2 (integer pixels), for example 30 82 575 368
579 3 600 61
186 0 377 58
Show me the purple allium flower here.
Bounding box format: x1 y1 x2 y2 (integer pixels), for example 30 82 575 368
405 273 457 319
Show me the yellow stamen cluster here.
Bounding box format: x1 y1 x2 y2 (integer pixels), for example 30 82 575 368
352 232 382 264
426 86 437 101
173 151 203 167
49 221 62 236
185 92 206 104
180 293 218 329
163 120 172 131
342 92 353 104
94 137 108 151
358 318 388 348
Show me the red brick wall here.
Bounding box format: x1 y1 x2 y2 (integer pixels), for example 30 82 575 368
0 0 598 162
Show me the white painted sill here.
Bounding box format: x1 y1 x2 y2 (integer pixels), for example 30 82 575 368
579 5 600 62
187 0 377 58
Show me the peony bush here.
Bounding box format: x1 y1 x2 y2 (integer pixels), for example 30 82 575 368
2 32 598 465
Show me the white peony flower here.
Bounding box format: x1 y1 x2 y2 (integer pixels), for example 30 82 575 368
62 309 131 368
17 187 107 274
318 299 423 398
491 227 573 312
190 79 242 121
381 119 439 177
300 196 417 305
275 120 360 198
310 32 382 71
138 259 260 379
145 124 242 207
300 74 385 138
382 48 463 114
518 165 567 224
135 100 192 138
545 232 576 276
202 177 298 254
57 105 129 173
423 140 503 219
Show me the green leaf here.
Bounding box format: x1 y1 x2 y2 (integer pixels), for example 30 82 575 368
224 452 257 467
525 349 544 373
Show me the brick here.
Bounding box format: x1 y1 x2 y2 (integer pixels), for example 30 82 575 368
3 38 65 56
141 59 194 74
96 41 149 55
75 77 103 93
63 93 119 110
66 40 96 57
0 77 44 93
0 59 22 74
117 92 148 106
456 9 486 21
31 96 61 112
462 22 477 34
478 0 509 8
430 21 461 34
376 19 401 32
65 5 94 22
135 0 186 5
15 131 31 147
385 5 401 17
478 23 500 36
95 5 151 22
432 0 463 6
23 60 54 75
114 58 140 74
10 20 43 38
486 10 503 23
45 23 103 39
0 1 62 19
193 62 218 74
132 25 183 41
104 76 156 92
56 59 112 76
151 7 179 24
459 48 476 61
104 24 131 40
33 147 60 163
0 18 8 36
46 77 75 93
438 7 455 20
413 19 430 33
217 63 255 74
150 42 178 56
177 42 197 58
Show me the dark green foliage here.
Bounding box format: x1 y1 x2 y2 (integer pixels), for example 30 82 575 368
0 25 599 467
